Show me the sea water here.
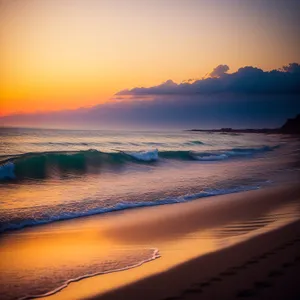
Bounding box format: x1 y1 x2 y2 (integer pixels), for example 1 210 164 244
1 127 299 232
0 127 300 299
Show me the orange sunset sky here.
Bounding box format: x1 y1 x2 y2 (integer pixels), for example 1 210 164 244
1 0 299 116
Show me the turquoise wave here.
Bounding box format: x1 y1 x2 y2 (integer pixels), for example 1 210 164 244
0 146 278 181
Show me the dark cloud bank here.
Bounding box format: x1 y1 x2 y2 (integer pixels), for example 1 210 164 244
117 63 300 96
2 63 300 129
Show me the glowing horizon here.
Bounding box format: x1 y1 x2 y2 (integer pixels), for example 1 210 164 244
1 0 300 116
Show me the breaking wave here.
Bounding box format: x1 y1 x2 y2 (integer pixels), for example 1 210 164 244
0 146 278 181
0 185 261 233
1 248 160 300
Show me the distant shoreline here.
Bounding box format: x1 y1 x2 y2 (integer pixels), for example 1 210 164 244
187 114 300 134
187 128 279 134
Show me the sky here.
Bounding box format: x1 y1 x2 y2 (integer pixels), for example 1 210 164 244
0 0 299 128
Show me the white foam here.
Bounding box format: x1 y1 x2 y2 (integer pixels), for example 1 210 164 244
0 184 262 233
14 248 160 300
126 149 159 161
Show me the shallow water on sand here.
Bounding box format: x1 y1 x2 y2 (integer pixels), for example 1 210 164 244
1 185 300 300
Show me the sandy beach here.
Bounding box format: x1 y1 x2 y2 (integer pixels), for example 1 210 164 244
0 183 294 300
96 212 300 300
1 183 300 300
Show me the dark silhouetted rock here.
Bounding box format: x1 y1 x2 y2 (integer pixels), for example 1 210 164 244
188 114 300 134
280 114 300 134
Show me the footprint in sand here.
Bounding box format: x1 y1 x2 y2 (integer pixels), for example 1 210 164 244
285 241 295 246
274 245 286 251
259 254 269 259
294 256 300 262
220 270 237 276
268 269 284 277
199 281 211 287
254 281 272 289
163 296 182 300
282 262 294 268
237 289 257 297
246 259 259 265
210 277 222 282
181 287 202 295
233 265 248 270
264 251 276 256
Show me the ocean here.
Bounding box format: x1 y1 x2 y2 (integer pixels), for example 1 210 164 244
1 127 300 300
1 127 299 233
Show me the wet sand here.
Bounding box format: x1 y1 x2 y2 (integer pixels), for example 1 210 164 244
1 184 300 300
42 184 300 300
95 217 300 300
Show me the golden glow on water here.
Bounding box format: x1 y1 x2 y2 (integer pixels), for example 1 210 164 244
0 224 156 300
0 229 112 279
42 202 300 300
1 186 299 300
